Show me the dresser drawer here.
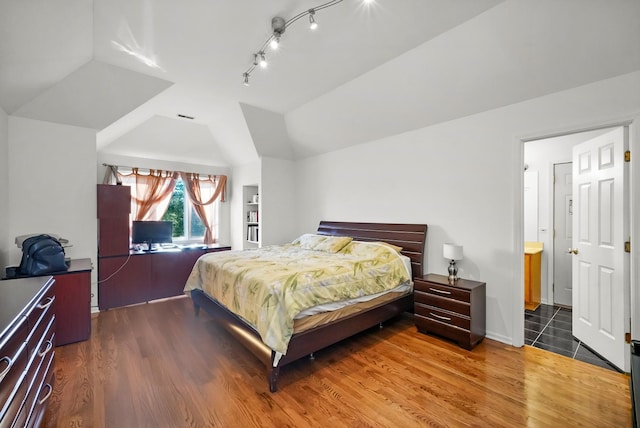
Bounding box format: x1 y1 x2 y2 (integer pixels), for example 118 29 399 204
14 328 55 428
27 287 55 332
414 291 470 317
414 303 470 331
0 316 29 400
28 318 55 389
0 339 29 419
27 305 55 361
25 359 55 428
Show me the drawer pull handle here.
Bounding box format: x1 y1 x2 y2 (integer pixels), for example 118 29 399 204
429 287 451 295
38 340 53 358
37 296 55 310
38 383 53 405
0 356 12 380
429 312 452 322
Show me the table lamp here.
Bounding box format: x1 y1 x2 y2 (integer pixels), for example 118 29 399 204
443 243 463 282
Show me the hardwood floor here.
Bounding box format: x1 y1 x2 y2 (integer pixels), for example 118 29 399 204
44 296 632 427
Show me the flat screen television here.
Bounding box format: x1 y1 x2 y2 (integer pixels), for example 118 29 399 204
131 221 173 249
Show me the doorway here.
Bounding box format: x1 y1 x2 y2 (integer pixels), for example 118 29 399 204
553 162 572 307
523 126 628 371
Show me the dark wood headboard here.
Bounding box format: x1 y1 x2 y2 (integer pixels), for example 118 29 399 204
316 221 428 279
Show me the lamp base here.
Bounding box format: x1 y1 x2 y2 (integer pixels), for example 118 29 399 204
448 260 458 282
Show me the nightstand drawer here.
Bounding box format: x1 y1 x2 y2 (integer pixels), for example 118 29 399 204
414 303 470 330
414 280 471 303
415 315 471 346
414 291 470 317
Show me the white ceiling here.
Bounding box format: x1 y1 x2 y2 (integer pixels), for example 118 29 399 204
1 0 639 166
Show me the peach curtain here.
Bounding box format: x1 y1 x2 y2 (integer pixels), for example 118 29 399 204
178 173 227 244
118 169 178 221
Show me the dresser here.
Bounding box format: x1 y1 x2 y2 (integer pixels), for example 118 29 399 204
3 258 92 346
414 273 486 350
0 276 56 427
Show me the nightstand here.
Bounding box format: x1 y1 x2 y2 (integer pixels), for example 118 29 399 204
414 273 486 350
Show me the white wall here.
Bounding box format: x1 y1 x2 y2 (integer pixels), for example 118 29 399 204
523 170 538 242
0 107 8 270
260 157 297 246
8 117 98 305
230 161 260 250
97 153 232 245
294 71 640 346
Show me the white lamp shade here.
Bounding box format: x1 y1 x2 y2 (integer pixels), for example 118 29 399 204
443 243 463 261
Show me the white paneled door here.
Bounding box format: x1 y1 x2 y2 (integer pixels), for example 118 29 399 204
572 127 629 371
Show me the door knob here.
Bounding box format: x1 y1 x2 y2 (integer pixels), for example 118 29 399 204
567 248 578 255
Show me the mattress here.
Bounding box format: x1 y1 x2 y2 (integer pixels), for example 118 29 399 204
293 283 412 333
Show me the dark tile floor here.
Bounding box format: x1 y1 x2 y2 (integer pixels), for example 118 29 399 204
525 304 619 372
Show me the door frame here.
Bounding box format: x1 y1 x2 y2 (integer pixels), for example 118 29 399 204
514 118 638 359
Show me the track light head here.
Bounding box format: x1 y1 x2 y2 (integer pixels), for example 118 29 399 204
270 16 286 49
309 10 318 30
259 52 267 68
270 35 280 50
271 16 286 34
243 73 249 86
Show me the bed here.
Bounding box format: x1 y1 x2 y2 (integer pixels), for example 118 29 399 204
186 221 428 392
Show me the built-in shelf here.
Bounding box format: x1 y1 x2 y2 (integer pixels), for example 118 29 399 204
243 185 260 249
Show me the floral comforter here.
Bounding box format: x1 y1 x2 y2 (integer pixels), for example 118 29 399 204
183 239 411 355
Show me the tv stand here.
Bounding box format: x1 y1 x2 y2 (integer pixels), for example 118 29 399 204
97 184 231 310
98 245 230 310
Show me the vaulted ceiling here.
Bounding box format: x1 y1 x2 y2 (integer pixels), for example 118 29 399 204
1 0 639 167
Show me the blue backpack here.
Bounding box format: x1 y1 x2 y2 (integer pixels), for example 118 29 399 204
19 234 68 276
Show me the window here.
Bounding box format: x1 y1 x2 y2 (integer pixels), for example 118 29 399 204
115 168 222 244
162 178 218 243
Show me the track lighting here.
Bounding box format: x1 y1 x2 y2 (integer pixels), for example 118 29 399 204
309 10 318 30
243 0 374 85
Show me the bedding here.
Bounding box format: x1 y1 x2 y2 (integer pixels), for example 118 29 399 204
184 239 412 355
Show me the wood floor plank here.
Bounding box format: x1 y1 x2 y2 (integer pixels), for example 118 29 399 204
43 296 632 427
